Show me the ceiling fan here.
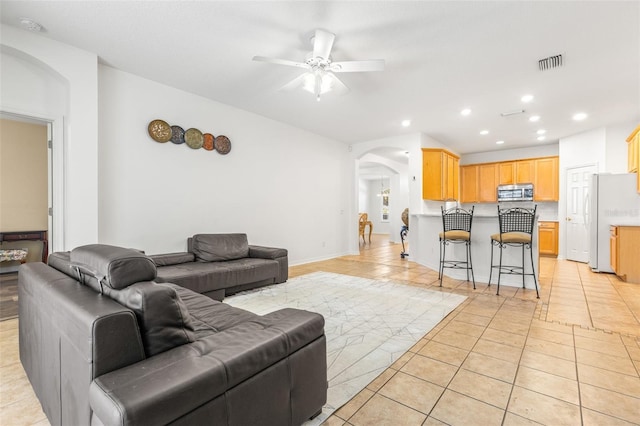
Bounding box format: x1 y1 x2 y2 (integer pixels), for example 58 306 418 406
253 29 385 101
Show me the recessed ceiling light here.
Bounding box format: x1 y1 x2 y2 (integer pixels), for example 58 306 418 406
460 108 472 116
529 115 540 122
521 94 534 103
496 140 505 145
537 136 546 141
401 119 411 127
19 17 43 32
536 129 546 135
479 130 489 135
572 112 588 121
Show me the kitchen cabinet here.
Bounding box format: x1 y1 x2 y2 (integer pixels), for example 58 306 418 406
460 163 498 202
498 162 515 185
538 221 558 256
460 156 559 203
610 226 640 283
534 157 559 201
626 124 640 193
516 160 535 184
422 148 459 201
460 165 478 203
478 163 498 202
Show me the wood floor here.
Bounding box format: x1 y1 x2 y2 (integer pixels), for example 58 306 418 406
1 235 639 425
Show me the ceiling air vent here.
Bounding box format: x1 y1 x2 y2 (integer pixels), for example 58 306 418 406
538 54 563 71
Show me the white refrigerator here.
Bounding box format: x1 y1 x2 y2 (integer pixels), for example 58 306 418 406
589 173 640 272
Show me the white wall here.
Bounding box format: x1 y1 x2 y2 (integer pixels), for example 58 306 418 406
98 65 350 264
1 24 98 250
606 120 638 173
461 144 559 165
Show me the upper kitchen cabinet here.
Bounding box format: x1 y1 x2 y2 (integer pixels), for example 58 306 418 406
534 157 559 201
627 124 640 193
460 165 478 203
422 148 460 201
516 160 535 184
478 163 499 202
498 162 515 185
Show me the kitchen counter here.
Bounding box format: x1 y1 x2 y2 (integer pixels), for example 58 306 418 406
409 214 539 289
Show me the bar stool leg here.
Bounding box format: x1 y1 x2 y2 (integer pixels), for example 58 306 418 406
466 243 470 282
488 241 494 286
496 244 503 296
529 244 540 299
522 245 526 289
440 240 446 287
467 241 476 289
438 238 443 280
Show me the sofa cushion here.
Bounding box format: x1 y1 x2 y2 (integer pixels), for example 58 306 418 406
192 234 249 262
149 252 195 266
70 244 156 290
107 282 196 356
173 285 258 338
156 264 234 295
224 258 279 286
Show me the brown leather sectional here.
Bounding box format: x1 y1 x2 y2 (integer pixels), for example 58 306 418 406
19 244 327 425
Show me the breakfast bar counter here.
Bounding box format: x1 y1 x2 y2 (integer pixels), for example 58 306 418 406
409 213 539 290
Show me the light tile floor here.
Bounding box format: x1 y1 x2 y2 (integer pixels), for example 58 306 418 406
1 234 640 425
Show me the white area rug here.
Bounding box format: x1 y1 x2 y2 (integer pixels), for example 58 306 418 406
225 272 467 425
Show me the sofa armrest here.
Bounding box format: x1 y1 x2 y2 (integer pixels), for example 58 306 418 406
248 245 287 260
249 245 288 283
149 252 195 267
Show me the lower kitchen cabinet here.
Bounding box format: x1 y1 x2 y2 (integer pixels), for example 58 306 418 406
538 221 558 257
610 225 640 283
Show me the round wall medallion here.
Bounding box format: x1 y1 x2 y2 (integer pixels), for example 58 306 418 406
184 128 204 149
203 133 215 151
170 125 185 144
148 119 172 142
214 135 232 154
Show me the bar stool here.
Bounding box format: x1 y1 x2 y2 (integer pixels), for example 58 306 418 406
439 206 475 288
488 205 539 298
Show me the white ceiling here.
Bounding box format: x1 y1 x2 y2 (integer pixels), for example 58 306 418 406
1 1 639 154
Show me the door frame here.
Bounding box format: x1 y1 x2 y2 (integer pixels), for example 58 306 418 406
0 109 65 254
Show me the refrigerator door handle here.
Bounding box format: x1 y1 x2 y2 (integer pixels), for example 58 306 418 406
583 193 590 228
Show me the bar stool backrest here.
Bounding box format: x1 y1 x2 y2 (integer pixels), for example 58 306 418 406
497 205 537 235
441 206 474 233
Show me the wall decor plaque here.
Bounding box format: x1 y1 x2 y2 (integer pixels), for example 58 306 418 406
170 125 185 144
184 128 204 149
203 133 215 151
148 119 172 142
214 135 232 154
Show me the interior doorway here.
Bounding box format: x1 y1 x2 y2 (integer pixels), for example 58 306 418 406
565 164 596 262
0 114 53 270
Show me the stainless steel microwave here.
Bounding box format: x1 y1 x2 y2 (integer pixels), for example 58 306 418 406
497 183 534 202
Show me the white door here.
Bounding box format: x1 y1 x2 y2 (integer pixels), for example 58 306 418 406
566 165 596 262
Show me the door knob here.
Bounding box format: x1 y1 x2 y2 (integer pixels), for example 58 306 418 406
566 217 572 221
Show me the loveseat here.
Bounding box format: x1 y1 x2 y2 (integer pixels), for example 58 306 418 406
20 244 327 426
150 233 288 301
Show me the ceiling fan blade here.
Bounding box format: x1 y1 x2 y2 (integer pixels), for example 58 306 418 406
312 29 335 59
279 74 308 92
252 56 310 70
330 59 385 73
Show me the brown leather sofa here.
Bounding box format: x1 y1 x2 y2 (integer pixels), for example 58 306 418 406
20 244 327 426
150 233 289 301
